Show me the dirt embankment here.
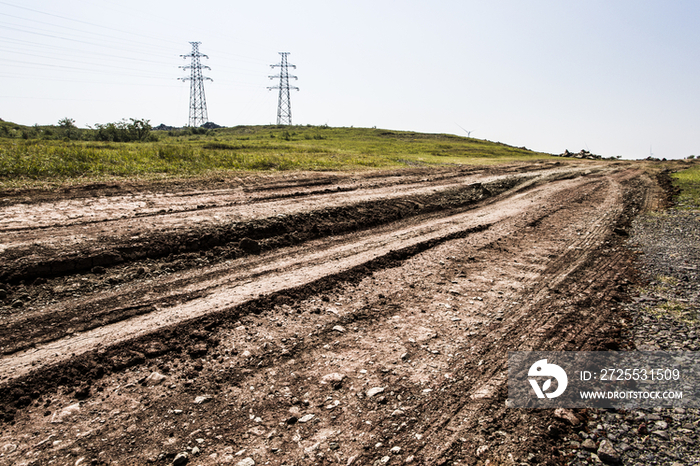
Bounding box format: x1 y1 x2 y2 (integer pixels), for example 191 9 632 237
0 161 662 466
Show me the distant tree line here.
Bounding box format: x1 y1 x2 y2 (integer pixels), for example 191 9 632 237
0 118 228 141
0 118 156 142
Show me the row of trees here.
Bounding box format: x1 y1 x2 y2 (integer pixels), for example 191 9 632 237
0 118 156 142
61 118 155 142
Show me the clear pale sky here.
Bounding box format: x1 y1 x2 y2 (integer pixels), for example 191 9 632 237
1 0 698 159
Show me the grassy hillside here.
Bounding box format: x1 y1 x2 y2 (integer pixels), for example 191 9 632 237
0 122 557 188
672 164 700 209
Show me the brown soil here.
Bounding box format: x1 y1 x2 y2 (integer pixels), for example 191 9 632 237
0 161 660 465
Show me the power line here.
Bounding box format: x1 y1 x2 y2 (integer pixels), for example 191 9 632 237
268 52 299 126
179 42 212 127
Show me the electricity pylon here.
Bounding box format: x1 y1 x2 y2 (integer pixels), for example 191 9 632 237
268 52 299 125
179 42 212 127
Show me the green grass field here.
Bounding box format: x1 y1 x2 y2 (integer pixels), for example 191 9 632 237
672 164 700 209
0 123 560 189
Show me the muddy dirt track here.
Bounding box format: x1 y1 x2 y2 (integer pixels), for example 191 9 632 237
0 161 660 465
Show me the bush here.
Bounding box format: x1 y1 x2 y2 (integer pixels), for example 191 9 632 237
93 119 154 142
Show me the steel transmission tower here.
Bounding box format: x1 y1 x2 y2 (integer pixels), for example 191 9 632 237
268 52 299 125
179 42 212 127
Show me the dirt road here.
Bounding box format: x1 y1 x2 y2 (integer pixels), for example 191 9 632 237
0 161 658 465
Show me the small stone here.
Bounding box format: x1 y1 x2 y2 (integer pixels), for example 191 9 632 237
11 299 24 308
367 387 385 398
654 420 668 430
191 446 200 455
194 395 212 404
172 452 189 466
320 373 346 389
2 444 17 454
390 446 401 454
298 414 314 423
404 455 415 463
581 438 597 451
554 408 581 426
332 325 346 333
391 410 405 417
236 458 255 466
651 430 669 440
146 372 167 386
50 403 81 424
597 439 620 464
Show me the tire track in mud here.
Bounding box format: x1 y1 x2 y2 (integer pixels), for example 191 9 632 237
0 166 590 283
0 170 600 379
0 164 655 466
351 171 649 465
0 167 596 356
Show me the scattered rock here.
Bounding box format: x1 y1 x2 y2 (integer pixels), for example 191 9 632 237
146 372 167 386
367 387 385 398
143 341 168 357
597 439 620 464
298 414 314 423
50 403 81 424
1 443 17 454
581 438 597 451
172 452 189 466
476 445 489 456
332 325 346 333
194 395 212 405
320 372 346 389
554 408 581 426
236 457 255 466
188 342 208 358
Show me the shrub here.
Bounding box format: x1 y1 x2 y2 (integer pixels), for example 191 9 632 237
93 118 153 142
